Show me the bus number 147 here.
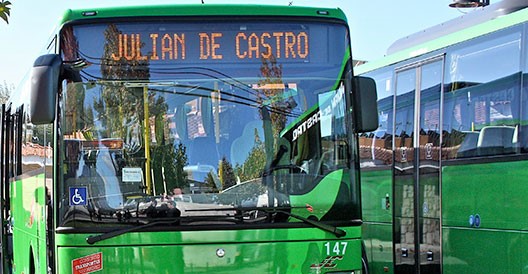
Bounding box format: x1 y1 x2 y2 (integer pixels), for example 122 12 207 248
324 242 348 255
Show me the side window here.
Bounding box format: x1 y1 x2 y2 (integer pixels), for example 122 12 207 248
22 108 53 176
3 108 26 178
443 29 522 159
14 108 23 176
359 67 394 168
522 22 528 153
5 110 14 179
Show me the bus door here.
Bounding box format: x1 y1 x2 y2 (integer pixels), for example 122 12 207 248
392 56 443 274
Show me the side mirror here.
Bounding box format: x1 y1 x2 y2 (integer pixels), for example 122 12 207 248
30 54 62 125
352 76 379 133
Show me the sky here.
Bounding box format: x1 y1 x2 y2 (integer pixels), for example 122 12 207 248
0 0 470 87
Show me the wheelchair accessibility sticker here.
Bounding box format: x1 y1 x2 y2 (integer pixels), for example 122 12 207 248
70 187 87 206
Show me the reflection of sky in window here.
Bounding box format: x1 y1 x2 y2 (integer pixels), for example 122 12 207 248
365 68 393 134
396 69 415 97
371 69 393 101
378 111 388 133
421 61 442 92
449 33 521 84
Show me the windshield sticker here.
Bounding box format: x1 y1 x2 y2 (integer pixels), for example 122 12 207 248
122 167 143 182
69 187 87 206
72 252 103 274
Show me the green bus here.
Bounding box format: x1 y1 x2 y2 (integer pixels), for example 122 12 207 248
356 0 528 273
0 4 379 274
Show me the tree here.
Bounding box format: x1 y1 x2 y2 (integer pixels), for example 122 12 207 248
204 172 218 192
0 80 13 104
172 143 189 189
0 1 11 24
257 54 290 142
219 156 237 190
234 129 266 183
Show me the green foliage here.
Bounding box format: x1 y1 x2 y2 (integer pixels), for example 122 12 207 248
152 143 188 194
0 81 13 104
172 143 189 188
0 1 11 24
64 83 88 135
31 124 52 146
220 156 237 190
235 129 267 183
204 172 218 192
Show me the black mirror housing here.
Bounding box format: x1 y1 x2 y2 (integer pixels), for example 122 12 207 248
30 54 61 125
352 76 379 133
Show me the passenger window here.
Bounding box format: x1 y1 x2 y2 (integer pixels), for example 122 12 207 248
521 23 528 153
359 68 394 168
443 30 522 159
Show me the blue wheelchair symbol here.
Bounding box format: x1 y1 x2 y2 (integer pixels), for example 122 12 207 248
69 187 87 206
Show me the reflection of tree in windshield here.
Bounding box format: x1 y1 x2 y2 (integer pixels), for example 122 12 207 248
228 54 294 185
219 156 236 190
257 54 290 142
99 24 191 198
235 129 266 182
62 26 90 135
99 23 146 156
152 142 189 194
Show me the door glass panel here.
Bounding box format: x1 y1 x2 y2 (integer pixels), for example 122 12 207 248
393 68 416 271
418 61 442 273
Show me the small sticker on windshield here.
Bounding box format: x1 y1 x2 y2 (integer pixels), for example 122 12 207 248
122 167 143 182
69 187 87 206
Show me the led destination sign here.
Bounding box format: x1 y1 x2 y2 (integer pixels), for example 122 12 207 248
110 30 310 62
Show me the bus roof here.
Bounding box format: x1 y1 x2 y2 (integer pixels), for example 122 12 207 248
59 4 347 25
356 0 528 75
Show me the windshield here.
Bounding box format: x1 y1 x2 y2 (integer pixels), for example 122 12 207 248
58 19 358 228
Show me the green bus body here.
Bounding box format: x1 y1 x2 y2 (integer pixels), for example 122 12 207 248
12 171 361 273
357 1 528 273
10 173 362 273
1 4 378 274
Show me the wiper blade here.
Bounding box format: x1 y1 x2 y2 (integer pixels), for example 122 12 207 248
86 218 180 245
188 206 346 238
267 208 346 238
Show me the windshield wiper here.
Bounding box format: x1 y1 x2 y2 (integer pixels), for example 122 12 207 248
264 208 346 238
86 218 180 245
87 205 347 244
187 206 347 238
